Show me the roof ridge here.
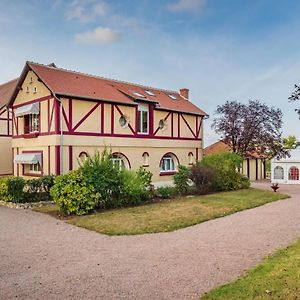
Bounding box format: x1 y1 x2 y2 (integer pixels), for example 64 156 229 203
27 61 179 94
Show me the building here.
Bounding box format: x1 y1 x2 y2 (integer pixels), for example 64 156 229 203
204 140 266 181
0 79 18 176
9 62 207 185
271 147 300 184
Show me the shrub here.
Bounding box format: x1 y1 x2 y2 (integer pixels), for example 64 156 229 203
50 170 99 215
173 165 192 194
6 177 25 203
190 164 215 194
200 152 246 192
0 177 13 202
120 169 152 206
41 175 55 194
80 150 123 209
156 186 177 199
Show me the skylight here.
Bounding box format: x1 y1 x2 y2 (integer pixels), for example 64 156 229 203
145 90 155 96
132 92 145 98
168 94 177 100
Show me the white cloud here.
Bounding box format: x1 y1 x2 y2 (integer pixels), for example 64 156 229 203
66 0 108 22
167 0 206 13
75 27 121 44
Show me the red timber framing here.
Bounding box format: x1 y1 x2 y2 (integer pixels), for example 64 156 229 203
0 107 12 137
12 95 203 141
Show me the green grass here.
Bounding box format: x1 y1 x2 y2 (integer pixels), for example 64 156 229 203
202 238 300 300
34 188 288 235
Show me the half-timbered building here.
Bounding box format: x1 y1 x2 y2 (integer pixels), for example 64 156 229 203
9 62 207 184
0 79 18 176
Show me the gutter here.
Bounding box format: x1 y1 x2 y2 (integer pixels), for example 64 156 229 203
54 94 63 175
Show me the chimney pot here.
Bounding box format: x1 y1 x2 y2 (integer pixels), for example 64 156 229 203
180 88 189 100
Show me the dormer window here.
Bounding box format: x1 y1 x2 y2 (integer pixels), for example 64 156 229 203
145 90 155 96
137 104 148 134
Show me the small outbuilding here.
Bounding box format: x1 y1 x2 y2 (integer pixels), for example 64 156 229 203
271 147 300 184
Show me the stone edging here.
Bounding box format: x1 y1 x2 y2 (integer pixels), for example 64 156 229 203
0 200 54 209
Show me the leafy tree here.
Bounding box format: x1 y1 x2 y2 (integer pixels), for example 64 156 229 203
283 135 300 149
212 100 288 159
289 84 300 118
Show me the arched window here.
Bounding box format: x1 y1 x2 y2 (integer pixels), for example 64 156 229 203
111 152 131 170
142 152 149 167
289 167 299 180
79 151 89 163
160 153 179 173
188 152 194 165
274 166 284 180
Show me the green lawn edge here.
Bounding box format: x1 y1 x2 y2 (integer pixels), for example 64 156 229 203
201 238 300 300
34 188 289 236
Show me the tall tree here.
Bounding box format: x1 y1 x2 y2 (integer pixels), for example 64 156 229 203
212 100 288 159
289 84 300 118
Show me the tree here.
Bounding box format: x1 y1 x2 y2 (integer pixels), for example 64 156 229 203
212 100 288 159
283 135 300 149
288 84 300 118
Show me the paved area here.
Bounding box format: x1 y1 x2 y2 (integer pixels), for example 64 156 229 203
0 182 300 300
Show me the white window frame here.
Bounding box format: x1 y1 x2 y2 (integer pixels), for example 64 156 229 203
28 114 39 133
111 157 125 170
160 156 175 173
29 163 41 173
138 104 149 134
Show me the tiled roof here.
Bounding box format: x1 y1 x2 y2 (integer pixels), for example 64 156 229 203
0 78 18 109
25 62 207 116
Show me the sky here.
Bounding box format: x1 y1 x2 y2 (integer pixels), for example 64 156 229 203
0 0 300 146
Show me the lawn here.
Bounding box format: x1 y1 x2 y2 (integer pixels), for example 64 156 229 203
202 238 300 300
34 188 288 235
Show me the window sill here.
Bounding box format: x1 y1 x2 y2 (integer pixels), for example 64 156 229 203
23 172 42 177
23 132 39 139
159 171 176 176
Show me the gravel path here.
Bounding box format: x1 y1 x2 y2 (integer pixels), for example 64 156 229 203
1 182 300 300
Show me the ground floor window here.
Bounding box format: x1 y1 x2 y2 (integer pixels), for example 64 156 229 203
274 166 284 180
29 163 41 173
289 167 299 180
111 152 130 170
160 155 175 173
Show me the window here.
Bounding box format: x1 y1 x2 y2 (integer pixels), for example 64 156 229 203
138 104 148 134
145 90 155 96
289 167 299 180
26 86 30 93
119 115 128 128
79 152 89 163
111 153 130 170
111 157 125 170
29 163 41 173
188 152 194 165
132 92 145 98
160 155 175 173
142 152 149 167
168 94 177 100
29 77 33 84
24 114 39 134
274 166 284 180
33 87 37 93
158 119 166 130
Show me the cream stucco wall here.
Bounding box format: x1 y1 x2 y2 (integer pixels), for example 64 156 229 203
0 137 12 176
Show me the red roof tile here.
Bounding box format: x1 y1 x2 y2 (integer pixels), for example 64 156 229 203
0 78 18 109
25 62 207 115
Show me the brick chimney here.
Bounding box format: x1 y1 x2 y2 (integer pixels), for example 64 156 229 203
180 88 189 100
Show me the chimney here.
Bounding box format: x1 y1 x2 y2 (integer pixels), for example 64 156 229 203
180 88 189 100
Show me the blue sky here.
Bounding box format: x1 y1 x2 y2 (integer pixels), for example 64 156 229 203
0 0 299 145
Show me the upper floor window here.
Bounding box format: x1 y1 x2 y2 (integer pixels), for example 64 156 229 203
138 104 148 134
24 114 39 134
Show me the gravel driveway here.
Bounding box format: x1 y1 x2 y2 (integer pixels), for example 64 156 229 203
1 182 300 300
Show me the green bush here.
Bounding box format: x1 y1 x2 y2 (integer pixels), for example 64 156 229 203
50 170 99 215
156 186 177 199
190 164 215 194
200 152 248 192
6 177 25 203
41 175 55 194
0 177 13 202
173 165 192 194
120 169 151 206
80 150 123 209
